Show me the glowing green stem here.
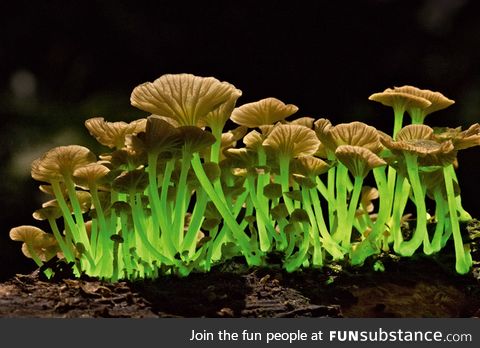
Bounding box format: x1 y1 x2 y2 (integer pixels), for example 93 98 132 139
309 187 345 259
173 153 192 249
342 175 363 249
301 187 323 266
279 156 294 213
397 153 430 256
191 153 260 265
443 165 472 274
333 163 349 244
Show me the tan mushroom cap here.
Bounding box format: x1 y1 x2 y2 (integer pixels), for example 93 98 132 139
368 89 432 111
230 97 298 127
262 124 320 159
393 85 455 116
130 115 183 156
112 168 149 193
85 117 146 149
130 73 240 127
315 120 383 154
73 163 111 189
381 124 457 166
33 206 63 221
10 226 58 261
335 145 387 178
31 145 96 183
289 116 315 128
291 156 330 177
433 123 480 150
243 130 264 150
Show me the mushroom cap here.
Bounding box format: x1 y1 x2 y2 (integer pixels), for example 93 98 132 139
433 123 480 150
177 126 216 153
262 124 320 159
73 163 111 189
10 226 58 261
130 73 239 127
243 130 264 150
381 125 457 166
393 85 455 116
130 115 184 156
291 155 330 177
85 117 146 149
315 120 383 154
335 145 387 178
33 206 63 221
31 145 96 183
112 168 149 193
230 97 298 127
289 116 315 128
368 89 431 111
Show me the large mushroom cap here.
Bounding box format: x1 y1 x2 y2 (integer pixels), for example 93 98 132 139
335 145 386 178
130 73 239 127
85 117 146 149
369 89 432 111
73 163 111 189
393 85 455 116
381 124 457 166
230 97 298 127
31 145 96 183
262 124 320 159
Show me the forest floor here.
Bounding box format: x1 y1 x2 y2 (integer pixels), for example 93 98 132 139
1 221 479 318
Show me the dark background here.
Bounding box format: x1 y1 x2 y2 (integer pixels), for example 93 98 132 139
1 0 480 280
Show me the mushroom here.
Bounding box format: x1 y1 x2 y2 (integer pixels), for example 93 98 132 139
85 117 146 149
334 145 386 249
262 124 320 213
230 97 298 128
9 226 59 266
392 85 455 124
130 73 240 127
369 88 431 137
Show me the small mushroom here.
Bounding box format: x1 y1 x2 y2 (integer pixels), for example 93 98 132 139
262 124 320 159
334 145 387 178
31 145 96 183
10 226 58 262
230 97 298 127
85 117 146 149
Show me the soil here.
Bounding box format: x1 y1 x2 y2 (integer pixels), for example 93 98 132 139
1 221 479 318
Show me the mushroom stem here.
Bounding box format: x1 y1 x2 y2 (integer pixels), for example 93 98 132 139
397 153 431 256
431 189 446 253
392 107 405 139
391 173 411 252
159 158 176 255
182 188 207 257
301 187 323 266
342 175 364 249
447 164 472 222
64 177 91 249
47 217 75 264
172 153 192 250
279 156 294 213
443 165 472 274
333 163 349 244
191 152 261 266
309 186 345 260
246 175 273 252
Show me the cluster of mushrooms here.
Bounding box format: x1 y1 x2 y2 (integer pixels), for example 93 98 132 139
9 74 480 281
